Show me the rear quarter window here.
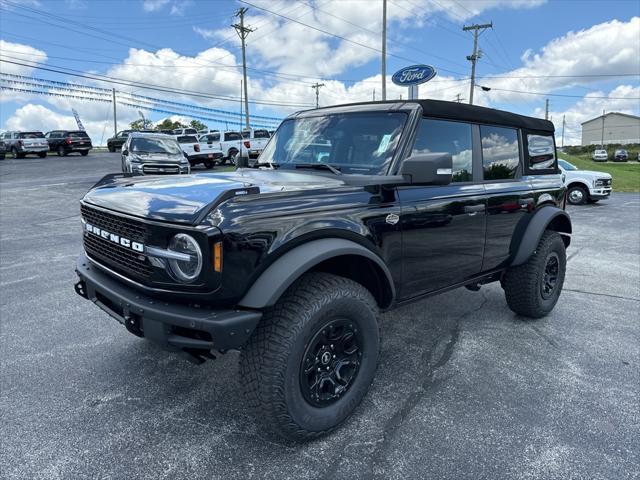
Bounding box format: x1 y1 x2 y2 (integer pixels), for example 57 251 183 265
527 134 555 170
480 125 520 180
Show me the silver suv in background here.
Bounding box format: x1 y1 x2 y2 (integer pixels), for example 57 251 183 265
121 133 190 175
592 148 608 162
559 159 612 205
2 131 49 158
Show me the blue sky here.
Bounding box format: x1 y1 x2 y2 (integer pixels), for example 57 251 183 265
0 0 638 144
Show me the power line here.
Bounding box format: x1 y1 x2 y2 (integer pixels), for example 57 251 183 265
476 84 640 100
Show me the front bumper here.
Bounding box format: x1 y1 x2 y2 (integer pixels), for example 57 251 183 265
589 187 612 199
131 162 190 175
188 152 223 162
75 253 261 353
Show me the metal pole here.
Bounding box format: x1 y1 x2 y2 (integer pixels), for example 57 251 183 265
233 8 254 129
601 109 605 147
381 0 387 101
112 88 117 136
561 114 565 148
463 22 492 105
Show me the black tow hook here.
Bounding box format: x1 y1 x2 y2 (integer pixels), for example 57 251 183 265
74 280 88 299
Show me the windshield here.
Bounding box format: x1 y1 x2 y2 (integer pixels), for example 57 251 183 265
18 132 44 138
241 131 251 139
259 112 408 175
130 137 181 154
558 159 577 170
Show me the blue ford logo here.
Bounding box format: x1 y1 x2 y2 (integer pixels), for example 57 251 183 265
392 65 437 86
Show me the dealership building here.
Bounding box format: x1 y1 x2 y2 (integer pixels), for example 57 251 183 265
581 112 640 146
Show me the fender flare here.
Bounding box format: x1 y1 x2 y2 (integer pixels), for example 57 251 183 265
510 206 572 266
238 238 395 309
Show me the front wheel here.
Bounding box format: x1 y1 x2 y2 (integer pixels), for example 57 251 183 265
108 145 115 153
204 160 214 169
57 145 67 157
567 185 587 205
240 272 380 441
503 231 566 318
80 151 89 156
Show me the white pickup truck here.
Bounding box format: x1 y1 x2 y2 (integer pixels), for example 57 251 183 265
176 134 222 169
198 131 245 165
240 129 271 163
558 159 612 205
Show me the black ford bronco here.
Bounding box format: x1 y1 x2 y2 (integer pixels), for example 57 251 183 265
74 100 571 440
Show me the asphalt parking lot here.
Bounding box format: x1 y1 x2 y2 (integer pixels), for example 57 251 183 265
1 152 639 479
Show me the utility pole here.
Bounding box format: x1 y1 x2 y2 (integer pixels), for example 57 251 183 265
233 7 254 129
381 0 387 101
601 109 605 147
456 93 462 103
544 98 549 120
112 88 117 136
311 82 325 109
463 22 492 105
561 114 566 148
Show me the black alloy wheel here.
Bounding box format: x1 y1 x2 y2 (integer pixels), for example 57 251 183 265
540 252 559 300
300 318 362 407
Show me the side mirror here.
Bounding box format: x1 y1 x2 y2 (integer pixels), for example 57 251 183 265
399 153 453 185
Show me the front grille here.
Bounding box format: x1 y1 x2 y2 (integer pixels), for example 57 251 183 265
81 204 152 279
142 164 180 174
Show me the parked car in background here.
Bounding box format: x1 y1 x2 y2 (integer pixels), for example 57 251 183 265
592 149 608 162
176 134 221 169
613 149 628 162
121 133 190 175
559 159 612 205
219 130 245 164
2 131 48 158
172 128 198 136
195 134 224 169
241 128 271 163
45 130 93 156
107 130 134 152
0 138 7 159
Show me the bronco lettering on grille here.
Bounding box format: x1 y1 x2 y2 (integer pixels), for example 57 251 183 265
84 222 144 252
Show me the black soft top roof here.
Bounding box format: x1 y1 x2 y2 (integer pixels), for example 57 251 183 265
417 99 554 132
299 99 554 133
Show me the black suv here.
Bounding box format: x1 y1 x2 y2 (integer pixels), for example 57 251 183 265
74 100 571 440
106 130 134 152
45 130 92 156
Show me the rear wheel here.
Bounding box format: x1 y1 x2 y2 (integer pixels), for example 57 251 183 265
38 152 47 158
503 231 566 318
57 145 67 157
240 272 380 441
80 151 89 156
108 145 115 153
567 185 587 205
204 160 215 169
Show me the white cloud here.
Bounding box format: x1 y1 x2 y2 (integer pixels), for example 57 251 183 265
142 0 191 15
538 85 640 145
142 0 169 12
476 17 640 103
0 39 47 75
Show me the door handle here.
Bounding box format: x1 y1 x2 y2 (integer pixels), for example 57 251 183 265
464 204 486 215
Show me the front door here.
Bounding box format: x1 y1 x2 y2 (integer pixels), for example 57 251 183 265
397 117 486 300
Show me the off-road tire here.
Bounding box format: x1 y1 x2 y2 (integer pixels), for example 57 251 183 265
240 272 380 441
567 185 587 205
503 230 566 318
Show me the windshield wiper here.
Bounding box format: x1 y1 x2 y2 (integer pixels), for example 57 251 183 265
295 162 341 175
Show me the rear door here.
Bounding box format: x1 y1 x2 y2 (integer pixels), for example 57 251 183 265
478 124 534 271
398 117 486 299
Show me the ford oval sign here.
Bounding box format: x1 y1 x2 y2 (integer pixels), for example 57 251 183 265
392 64 437 86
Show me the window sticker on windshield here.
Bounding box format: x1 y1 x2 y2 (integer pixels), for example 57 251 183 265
377 134 391 154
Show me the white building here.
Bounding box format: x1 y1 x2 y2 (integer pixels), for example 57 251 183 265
581 112 640 146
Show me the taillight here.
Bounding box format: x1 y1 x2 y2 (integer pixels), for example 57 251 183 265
194 144 200 152
65 138 72 144
244 141 251 148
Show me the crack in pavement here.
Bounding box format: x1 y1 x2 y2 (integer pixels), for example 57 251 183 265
528 324 560 350
367 292 489 479
563 288 639 302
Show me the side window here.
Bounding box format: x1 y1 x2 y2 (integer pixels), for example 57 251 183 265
527 134 555 170
480 125 520 180
411 118 473 182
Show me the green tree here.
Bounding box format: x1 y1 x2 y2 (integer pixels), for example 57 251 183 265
129 119 146 130
189 119 208 131
156 118 187 130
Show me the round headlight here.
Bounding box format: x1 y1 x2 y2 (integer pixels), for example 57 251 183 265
168 234 202 282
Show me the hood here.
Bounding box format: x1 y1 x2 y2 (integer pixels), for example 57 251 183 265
83 169 347 224
132 152 183 163
568 169 612 180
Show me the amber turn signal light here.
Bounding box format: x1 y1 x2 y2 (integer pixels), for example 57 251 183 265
213 241 223 272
